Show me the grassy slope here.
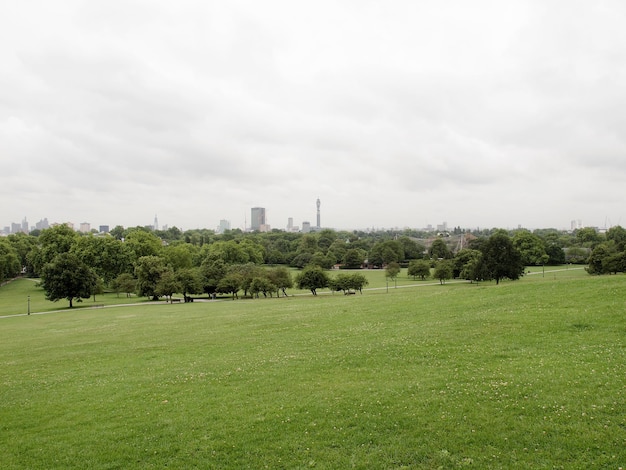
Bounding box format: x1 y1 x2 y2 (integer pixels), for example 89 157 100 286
0 270 624 469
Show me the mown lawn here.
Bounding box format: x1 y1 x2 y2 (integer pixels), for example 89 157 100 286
1 270 624 468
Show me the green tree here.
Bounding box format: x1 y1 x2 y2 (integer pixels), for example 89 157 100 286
290 252 313 268
512 231 547 266
0 238 21 282
176 267 203 301
39 253 98 308
330 272 369 294
433 260 454 284
7 232 37 275
453 249 483 280
71 235 132 285
385 261 401 286
564 246 590 264
317 229 337 252
155 268 181 302
369 240 404 267
135 256 167 300
125 230 163 261
295 265 329 296
267 266 293 297
477 231 524 284
162 244 194 271
200 258 227 295
342 248 365 269
309 252 334 269
606 225 626 250
112 273 137 298
250 276 276 298
429 238 452 259
407 259 431 280
545 243 566 265
587 241 624 275
347 272 368 293
575 227 601 246
397 236 425 260
217 272 243 299
29 224 78 275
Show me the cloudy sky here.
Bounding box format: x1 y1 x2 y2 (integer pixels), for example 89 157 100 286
2 1 625 232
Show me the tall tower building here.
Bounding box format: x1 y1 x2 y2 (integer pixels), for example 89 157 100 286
316 198 321 228
251 207 266 231
154 214 159 231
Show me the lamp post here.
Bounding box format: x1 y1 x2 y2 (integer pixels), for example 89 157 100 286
27 295 30 315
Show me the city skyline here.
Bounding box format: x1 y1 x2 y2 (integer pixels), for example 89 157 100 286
2 209 602 236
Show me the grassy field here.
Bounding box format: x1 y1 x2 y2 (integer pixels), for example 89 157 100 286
1 268 624 468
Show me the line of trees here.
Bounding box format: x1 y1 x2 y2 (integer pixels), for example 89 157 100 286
2 223 622 306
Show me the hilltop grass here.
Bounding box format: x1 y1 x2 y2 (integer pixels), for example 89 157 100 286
1 270 624 468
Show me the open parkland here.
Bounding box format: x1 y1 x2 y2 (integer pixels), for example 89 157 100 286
1 266 625 469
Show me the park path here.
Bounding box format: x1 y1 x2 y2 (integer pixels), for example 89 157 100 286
0 267 587 320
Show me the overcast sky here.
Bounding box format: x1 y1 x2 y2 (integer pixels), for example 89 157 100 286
2 1 625 232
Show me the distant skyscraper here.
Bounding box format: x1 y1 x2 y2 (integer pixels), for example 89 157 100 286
287 217 293 231
79 222 91 233
316 198 321 228
217 219 231 234
35 218 49 230
251 207 266 231
302 221 311 233
154 214 159 231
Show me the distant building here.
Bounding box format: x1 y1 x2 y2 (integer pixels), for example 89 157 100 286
11 222 22 234
217 219 231 234
21 217 29 233
99 225 110 233
316 198 321 228
302 221 311 233
79 222 91 233
153 214 159 231
251 207 266 231
35 218 49 230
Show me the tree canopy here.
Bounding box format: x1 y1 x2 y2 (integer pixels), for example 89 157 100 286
39 253 98 308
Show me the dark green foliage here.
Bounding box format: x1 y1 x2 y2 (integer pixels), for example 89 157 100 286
217 272 243 299
586 240 626 275
512 230 548 266
249 276 275 298
407 259 431 280
428 238 452 259
39 253 98 308
477 231 524 284
342 248 365 269
433 260 454 284
453 249 482 281
112 273 137 298
328 272 369 294
175 268 203 301
135 256 167 300
369 240 404 266
266 266 293 297
155 269 181 302
295 265 329 295
0 238 21 282
28 224 78 275
385 262 401 281
200 258 228 295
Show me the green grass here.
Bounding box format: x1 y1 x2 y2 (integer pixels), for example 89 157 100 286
1 270 625 468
